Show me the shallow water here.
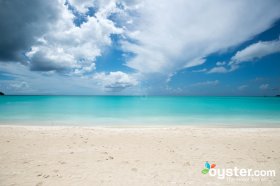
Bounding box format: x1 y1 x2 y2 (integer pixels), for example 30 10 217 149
0 96 279 126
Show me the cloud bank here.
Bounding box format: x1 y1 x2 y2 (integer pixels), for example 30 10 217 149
1 0 124 74
0 0 280 94
123 0 280 75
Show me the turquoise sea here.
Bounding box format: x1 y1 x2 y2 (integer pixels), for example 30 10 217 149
0 96 279 127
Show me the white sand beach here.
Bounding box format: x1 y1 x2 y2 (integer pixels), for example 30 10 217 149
0 126 279 186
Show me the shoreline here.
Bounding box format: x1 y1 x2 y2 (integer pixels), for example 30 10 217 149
1 123 280 128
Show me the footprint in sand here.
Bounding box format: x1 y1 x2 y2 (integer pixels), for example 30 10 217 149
184 161 191 166
59 161 66 165
43 175 50 178
106 156 114 160
53 169 59 173
122 161 129 164
36 182 43 186
131 168 138 172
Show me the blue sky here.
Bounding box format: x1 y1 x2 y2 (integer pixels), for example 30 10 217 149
0 0 280 95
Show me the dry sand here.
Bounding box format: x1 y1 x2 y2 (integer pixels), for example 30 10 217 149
0 126 279 186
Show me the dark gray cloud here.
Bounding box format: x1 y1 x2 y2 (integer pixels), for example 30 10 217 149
29 50 69 72
0 0 60 62
0 0 124 73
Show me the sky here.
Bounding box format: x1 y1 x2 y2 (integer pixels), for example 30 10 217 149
0 0 280 96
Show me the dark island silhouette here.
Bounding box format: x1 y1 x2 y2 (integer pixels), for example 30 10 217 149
0 92 5 96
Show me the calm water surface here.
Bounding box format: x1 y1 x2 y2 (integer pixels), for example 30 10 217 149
0 96 279 126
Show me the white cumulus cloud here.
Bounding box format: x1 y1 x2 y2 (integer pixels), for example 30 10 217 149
231 38 280 64
26 0 123 74
208 38 280 74
122 0 280 76
208 66 228 74
93 71 138 92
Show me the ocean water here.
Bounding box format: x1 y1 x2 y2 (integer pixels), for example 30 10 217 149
0 96 279 127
